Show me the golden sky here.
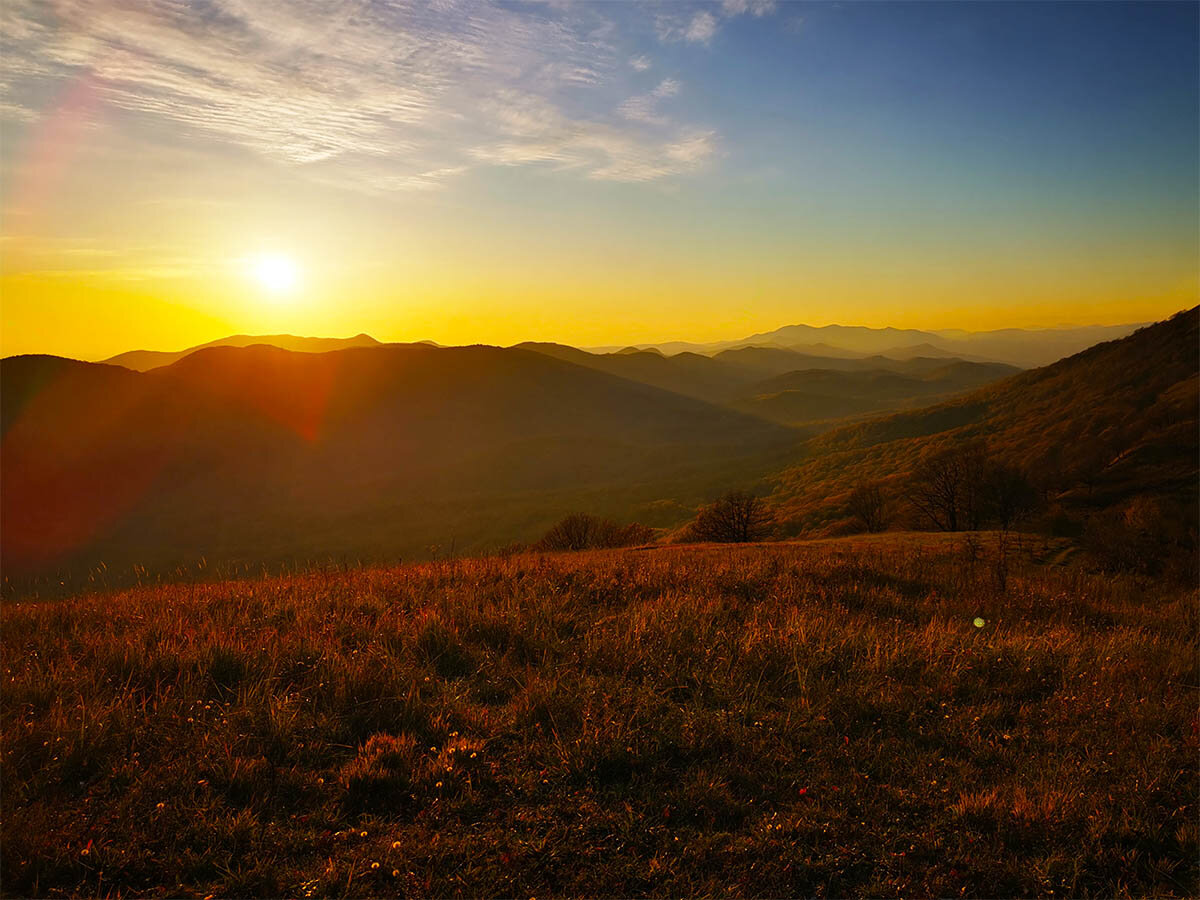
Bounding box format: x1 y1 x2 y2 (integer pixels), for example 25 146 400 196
1 1 1196 360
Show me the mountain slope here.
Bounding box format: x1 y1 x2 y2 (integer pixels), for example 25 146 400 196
2 344 796 581
768 307 1198 533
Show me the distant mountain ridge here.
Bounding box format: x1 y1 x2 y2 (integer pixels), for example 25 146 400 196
589 320 1146 367
101 333 387 371
92 317 1147 376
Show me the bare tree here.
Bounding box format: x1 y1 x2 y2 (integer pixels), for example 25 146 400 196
981 462 1038 532
690 491 774 543
906 442 988 532
847 481 889 533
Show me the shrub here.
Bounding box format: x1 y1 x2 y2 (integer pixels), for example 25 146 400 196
1083 496 1198 579
536 514 654 551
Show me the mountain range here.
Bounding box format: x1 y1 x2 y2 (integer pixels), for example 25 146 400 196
101 319 1142 372
3 309 1193 590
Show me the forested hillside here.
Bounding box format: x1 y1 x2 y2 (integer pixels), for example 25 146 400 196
769 308 1199 535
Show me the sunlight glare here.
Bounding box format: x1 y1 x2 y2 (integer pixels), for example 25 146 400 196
251 253 299 294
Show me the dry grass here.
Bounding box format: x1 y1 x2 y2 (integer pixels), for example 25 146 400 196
2 534 1196 897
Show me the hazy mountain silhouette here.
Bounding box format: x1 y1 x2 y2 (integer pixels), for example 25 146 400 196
2 343 795 580
101 333 384 371
874 342 994 362
592 321 1144 367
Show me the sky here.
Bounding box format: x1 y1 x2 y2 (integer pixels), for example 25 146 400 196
0 0 1197 360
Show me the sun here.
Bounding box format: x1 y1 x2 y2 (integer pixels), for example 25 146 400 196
251 253 299 294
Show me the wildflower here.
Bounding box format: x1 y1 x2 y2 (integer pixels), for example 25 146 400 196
156 802 165 809
392 870 400 878
392 841 402 850
371 862 380 870
360 831 368 838
435 781 443 789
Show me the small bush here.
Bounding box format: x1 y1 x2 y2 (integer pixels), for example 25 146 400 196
536 514 654 551
1083 496 1198 579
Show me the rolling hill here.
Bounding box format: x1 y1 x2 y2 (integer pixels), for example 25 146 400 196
515 342 1020 416
1 343 796 586
511 342 748 404
767 307 1199 534
735 361 1022 425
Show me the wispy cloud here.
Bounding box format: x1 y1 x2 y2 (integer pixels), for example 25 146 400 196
657 11 718 46
721 0 778 18
0 1 723 190
656 0 778 46
469 87 715 182
619 78 682 125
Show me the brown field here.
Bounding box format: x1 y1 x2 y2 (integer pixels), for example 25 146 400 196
2 534 1196 898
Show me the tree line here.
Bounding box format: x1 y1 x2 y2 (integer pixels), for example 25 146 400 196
849 440 1039 535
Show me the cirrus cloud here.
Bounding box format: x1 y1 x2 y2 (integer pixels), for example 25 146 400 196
0 0 724 191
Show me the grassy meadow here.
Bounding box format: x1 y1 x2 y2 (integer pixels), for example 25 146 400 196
2 534 1196 898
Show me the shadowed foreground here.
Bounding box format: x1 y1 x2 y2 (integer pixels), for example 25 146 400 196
2 536 1196 898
